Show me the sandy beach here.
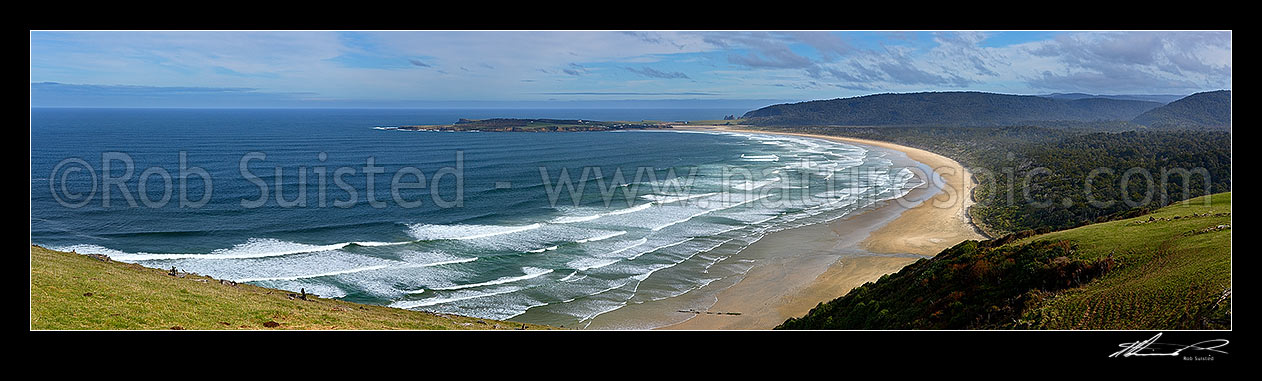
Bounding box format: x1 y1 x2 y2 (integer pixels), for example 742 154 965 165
662 125 983 330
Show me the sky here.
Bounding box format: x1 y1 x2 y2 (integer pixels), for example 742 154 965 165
29 30 1232 108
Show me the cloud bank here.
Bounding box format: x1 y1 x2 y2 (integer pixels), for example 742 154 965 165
29 30 1231 107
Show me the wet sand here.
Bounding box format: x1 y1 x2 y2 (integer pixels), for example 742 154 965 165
661 125 982 330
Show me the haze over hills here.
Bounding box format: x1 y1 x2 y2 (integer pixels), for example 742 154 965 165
1131 90 1232 130
741 91 1165 127
1040 93 1187 104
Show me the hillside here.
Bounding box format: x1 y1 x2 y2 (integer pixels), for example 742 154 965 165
1041 93 1185 104
1132 90 1232 130
30 245 556 330
741 91 1163 127
777 192 1231 330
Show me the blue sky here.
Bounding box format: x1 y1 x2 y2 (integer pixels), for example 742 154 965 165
29 30 1232 108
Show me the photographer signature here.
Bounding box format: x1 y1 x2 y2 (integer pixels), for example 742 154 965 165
1110 333 1229 358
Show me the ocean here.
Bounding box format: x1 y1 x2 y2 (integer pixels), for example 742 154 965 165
30 108 921 328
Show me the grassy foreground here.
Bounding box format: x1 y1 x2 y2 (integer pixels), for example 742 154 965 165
30 245 556 330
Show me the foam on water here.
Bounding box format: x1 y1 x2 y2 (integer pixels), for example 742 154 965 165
390 286 526 309
639 192 719 205
740 153 780 162
575 230 627 243
55 238 350 261
428 267 554 291
437 223 609 253
526 245 559 253
600 237 650 257
567 257 621 271
550 203 652 224
731 178 781 191
352 241 410 247
627 238 691 260
408 256 479 267
548 214 602 224
647 277 723 302
407 223 543 241
51 244 130 258
650 193 773 232
234 264 391 282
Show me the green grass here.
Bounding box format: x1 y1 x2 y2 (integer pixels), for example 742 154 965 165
30 245 558 330
778 192 1230 330
1015 192 1231 329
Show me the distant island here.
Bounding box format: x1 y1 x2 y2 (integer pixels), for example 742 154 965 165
377 118 674 132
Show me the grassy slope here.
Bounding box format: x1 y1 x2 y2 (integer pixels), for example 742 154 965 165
30 245 556 330
778 192 1230 330
1014 192 1231 329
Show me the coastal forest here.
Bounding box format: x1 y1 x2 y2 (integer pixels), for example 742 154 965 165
748 90 1231 236
754 90 1231 330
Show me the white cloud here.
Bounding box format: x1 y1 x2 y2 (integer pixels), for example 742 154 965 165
30 30 1231 104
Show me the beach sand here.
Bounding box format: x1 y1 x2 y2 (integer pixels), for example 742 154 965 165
661 125 983 330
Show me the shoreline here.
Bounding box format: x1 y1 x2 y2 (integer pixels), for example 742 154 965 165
660 125 983 330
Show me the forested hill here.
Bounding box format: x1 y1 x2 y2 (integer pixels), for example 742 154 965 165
741 91 1163 127
1040 93 1185 103
1131 90 1232 130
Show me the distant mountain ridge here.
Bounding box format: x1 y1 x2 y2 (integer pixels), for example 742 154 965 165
1040 93 1186 104
1131 90 1232 130
741 91 1164 127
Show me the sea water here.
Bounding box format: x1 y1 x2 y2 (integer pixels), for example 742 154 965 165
30 108 921 328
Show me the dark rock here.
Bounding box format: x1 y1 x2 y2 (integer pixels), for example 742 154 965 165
262 321 281 328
